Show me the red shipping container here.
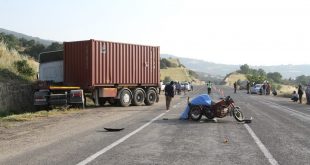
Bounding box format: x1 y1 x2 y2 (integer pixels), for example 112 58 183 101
64 39 160 90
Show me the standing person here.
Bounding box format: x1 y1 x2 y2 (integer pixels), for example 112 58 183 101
298 84 304 104
233 82 237 93
207 81 212 95
246 81 250 94
164 81 175 110
266 82 271 95
176 82 181 95
262 83 266 95
306 83 310 104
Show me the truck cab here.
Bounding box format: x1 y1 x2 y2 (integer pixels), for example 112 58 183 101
34 51 85 109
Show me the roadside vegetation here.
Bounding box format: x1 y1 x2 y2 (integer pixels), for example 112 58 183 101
0 108 82 123
0 42 38 82
0 33 63 119
225 64 310 97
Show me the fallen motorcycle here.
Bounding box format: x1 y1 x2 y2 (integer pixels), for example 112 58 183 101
188 95 244 122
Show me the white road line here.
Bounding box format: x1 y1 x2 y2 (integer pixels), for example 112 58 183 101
257 98 310 121
244 124 279 165
76 111 168 165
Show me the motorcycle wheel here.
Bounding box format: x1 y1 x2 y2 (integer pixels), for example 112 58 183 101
189 106 202 121
232 107 244 122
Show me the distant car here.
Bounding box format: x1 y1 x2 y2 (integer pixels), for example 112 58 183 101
250 84 263 94
239 80 248 90
184 82 191 91
181 82 191 91
160 82 165 91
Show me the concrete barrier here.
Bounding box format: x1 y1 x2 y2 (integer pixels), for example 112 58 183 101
0 82 34 116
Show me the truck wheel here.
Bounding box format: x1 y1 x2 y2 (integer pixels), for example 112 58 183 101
132 88 145 106
119 90 132 107
144 89 156 105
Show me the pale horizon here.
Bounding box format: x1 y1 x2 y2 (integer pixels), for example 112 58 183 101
1 0 310 65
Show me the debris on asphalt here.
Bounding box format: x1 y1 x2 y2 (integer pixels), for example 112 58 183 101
104 128 124 132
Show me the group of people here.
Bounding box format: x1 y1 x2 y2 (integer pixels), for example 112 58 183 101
233 81 251 94
291 84 309 104
260 82 272 95
163 81 194 110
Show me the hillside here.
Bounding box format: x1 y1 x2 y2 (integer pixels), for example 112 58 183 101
160 67 192 82
0 28 55 46
161 54 310 79
160 57 203 84
0 29 63 60
222 73 247 86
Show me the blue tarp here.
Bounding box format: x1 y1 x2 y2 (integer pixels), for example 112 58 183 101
180 94 212 120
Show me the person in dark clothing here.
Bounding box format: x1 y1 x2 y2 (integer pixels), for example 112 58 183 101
164 81 175 110
207 81 212 95
298 85 304 104
233 82 237 93
246 81 250 94
306 83 310 104
272 89 277 96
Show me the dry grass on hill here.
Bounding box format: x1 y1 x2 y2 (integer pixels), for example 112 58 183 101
0 42 38 82
224 73 247 86
160 67 192 82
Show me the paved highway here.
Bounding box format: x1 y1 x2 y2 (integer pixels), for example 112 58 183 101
1 85 309 165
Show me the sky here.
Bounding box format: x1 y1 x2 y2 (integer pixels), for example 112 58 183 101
1 0 310 65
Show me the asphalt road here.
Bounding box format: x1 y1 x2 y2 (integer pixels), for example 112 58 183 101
1 85 310 165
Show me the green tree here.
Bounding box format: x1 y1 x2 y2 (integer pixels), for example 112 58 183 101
246 74 265 84
45 42 63 51
24 44 46 59
295 75 310 85
257 68 266 77
267 72 282 83
26 39 36 47
0 33 20 50
18 38 28 47
240 64 250 74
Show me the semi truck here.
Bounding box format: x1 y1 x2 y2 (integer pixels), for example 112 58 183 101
34 39 160 109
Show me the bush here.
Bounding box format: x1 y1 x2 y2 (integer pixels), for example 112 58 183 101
14 60 35 77
164 76 172 83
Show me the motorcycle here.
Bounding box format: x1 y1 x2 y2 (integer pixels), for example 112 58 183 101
188 96 244 122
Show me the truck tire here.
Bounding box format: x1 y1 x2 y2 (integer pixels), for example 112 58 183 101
132 88 145 106
119 89 132 107
144 89 156 105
